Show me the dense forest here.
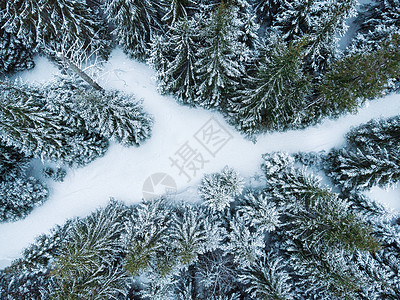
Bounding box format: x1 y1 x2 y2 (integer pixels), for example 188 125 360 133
0 0 400 299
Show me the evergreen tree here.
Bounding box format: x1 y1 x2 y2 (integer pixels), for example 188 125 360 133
304 0 357 72
105 0 164 60
198 166 244 212
0 82 109 166
46 80 153 146
253 0 289 26
262 152 381 253
230 37 310 133
352 0 400 51
227 215 265 267
155 17 200 104
237 191 280 233
2 0 111 58
162 0 197 25
51 203 127 299
123 198 171 275
273 0 316 41
318 35 400 116
239 252 293 299
0 27 34 74
195 2 248 108
0 142 29 181
326 146 400 191
0 177 48 222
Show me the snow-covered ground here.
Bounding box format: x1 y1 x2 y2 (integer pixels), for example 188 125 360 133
0 49 399 268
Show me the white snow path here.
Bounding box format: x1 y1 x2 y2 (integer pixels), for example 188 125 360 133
0 48 399 268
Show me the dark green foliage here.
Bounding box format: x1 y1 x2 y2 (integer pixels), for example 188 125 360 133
318 35 400 116
263 152 381 253
51 203 128 299
230 38 310 133
2 0 112 58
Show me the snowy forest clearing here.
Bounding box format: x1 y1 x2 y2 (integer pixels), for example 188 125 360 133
0 48 399 268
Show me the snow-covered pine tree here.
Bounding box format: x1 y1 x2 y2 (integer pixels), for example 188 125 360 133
0 82 109 166
2 0 112 58
318 34 400 116
231 0 259 49
237 191 280 233
226 214 265 267
162 0 198 25
155 17 200 104
352 0 400 52
198 166 244 212
170 204 208 265
287 241 364 299
230 37 310 134
305 0 357 73
262 152 381 253
195 2 248 109
346 115 400 152
0 142 29 182
51 203 127 299
0 177 48 222
273 0 316 41
0 27 34 74
45 79 153 146
105 0 164 60
325 146 400 191
253 0 290 27
239 252 293 299
123 198 171 276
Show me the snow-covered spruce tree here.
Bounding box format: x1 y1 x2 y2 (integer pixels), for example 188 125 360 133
105 0 164 61
0 177 48 222
346 115 400 152
195 2 249 109
287 241 365 299
46 80 153 146
0 142 29 182
317 34 400 117
162 0 198 26
273 0 316 41
226 214 265 267
237 191 280 233
198 166 244 212
352 0 400 51
170 205 212 265
2 0 112 58
0 82 109 166
253 0 290 26
239 252 293 300
325 146 400 191
195 250 239 299
154 17 200 104
51 203 127 299
0 27 34 74
230 37 310 134
123 198 171 276
231 0 259 49
304 0 357 73
262 152 381 253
